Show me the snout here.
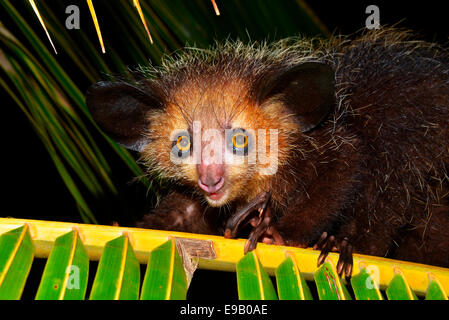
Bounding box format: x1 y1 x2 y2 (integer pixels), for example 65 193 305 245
198 176 224 193
197 163 225 194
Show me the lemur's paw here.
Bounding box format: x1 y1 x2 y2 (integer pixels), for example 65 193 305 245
224 191 285 253
313 232 353 279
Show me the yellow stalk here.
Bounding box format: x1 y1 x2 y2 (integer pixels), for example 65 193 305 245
1 218 448 296
211 0 220 16
28 0 57 54
133 0 153 44
86 0 106 54
114 234 128 300
58 230 78 300
165 237 176 300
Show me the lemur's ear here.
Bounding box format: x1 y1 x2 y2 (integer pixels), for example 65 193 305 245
257 62 335 132
86 81 162 152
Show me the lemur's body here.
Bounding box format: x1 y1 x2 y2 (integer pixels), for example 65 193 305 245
87 28 449 274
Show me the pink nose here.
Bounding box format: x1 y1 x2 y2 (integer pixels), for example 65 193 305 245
198 176 224 193
197 164 225 193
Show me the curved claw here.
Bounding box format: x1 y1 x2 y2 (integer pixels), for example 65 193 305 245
224 191 272 239
313 231 329 250
317 234 336 266
224 190 284 253
336 238 353 279
314 232 353 279
244 214 270 253
243 206 285 254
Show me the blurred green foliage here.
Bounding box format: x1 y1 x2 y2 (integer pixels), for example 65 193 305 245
0 0 327 223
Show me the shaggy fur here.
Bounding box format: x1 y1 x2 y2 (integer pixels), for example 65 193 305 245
122 28 448 267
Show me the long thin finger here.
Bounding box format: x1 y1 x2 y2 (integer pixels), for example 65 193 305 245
224 191 269 238
317 235 335 266
244 216 271 254
313 232 328 250
344 244 353 279
269 226 286 246
336 238 353 278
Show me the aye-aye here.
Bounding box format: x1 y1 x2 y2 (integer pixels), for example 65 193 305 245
86 28 449 276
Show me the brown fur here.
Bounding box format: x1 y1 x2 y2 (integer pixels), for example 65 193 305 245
114 28 449 267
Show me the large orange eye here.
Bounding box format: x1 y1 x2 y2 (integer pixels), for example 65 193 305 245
227 128 250 155
232 132 248 149
176 135 191 151
172 131 191 159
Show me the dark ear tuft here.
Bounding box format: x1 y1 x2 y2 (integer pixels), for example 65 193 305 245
257 62 335 132
86 81 162 152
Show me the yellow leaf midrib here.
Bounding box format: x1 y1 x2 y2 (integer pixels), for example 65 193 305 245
114 236 128 300
0 225 28 287
58 230 78 300
165 238 175 300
